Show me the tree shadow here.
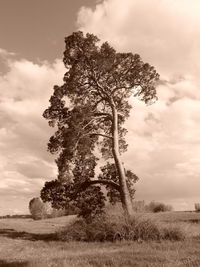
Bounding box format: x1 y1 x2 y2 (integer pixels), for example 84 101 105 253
0 228 58 241
0 260 28 267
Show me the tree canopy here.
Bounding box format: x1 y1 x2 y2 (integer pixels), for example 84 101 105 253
41 31 159 218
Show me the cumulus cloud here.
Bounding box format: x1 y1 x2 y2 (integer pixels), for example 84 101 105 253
0 51 65 215
77 0 200 210
121 84 200 210
78 0 200 78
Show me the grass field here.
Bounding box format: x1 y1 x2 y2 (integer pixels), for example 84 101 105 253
1 212 200 266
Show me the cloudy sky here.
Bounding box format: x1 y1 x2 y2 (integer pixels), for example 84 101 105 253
0 0 200 215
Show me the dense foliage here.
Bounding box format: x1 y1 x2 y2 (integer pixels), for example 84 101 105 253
98 162 139 204
41 162 138 220
42 31 159 217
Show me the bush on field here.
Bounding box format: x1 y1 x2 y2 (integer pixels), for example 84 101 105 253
146 201 173 213
57 214 185 242
194 203 200 212
29 198 46 220
161 225 186 241
29 197 53 220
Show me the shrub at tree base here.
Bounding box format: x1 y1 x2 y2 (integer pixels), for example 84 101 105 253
57 215 185 242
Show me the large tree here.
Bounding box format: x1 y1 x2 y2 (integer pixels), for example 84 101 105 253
43 31 159 217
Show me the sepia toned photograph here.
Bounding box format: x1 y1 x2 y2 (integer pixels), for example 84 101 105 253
0 0 200 266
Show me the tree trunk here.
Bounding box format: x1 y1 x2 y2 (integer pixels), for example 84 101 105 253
111 102 134 217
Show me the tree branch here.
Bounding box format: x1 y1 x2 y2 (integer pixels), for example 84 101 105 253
73 130 112 155
71 179 120 199
90 133 113 139
112 85 133 95
94 112 112 120
86 179 120 190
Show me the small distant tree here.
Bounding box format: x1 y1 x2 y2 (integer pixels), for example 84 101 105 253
195 203 200 212
29 197 52 220
42 31 159 217
147 201 173 213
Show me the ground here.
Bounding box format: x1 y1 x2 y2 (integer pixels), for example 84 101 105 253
1 212 200 266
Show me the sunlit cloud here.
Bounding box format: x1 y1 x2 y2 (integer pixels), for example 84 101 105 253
78 0 200 78
77 0 200 210
0 50 65 214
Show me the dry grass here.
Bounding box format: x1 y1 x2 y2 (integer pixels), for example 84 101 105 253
0 215 76 234
106 204 200 238
1 237 200 266
1 211 200 266
143 211 200 238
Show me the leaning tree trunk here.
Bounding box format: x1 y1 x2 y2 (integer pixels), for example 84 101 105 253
111 102 134 217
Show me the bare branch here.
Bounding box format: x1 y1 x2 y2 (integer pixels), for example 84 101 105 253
82 118 97 131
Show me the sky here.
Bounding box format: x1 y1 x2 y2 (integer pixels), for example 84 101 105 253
0 0 200 215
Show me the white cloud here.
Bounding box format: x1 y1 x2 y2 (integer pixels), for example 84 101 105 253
78 0 200 210
77 0 200 78
0 53 65 214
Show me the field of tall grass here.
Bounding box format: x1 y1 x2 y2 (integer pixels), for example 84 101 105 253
1 208 200 266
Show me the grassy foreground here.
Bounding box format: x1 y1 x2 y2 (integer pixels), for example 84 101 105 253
1 212 200 266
